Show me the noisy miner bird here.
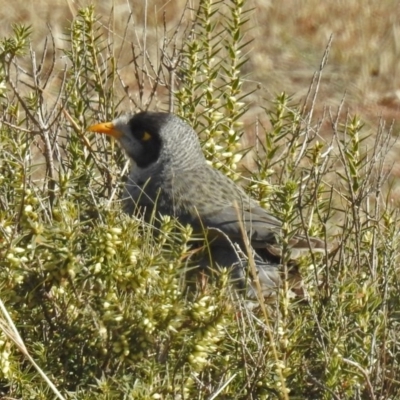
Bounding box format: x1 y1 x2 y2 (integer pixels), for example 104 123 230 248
88 112 325 299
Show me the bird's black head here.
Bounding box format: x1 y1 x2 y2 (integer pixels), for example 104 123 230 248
124 112 168 168
88 111 205 170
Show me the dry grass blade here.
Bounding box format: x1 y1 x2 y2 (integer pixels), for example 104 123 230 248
0 299 65 400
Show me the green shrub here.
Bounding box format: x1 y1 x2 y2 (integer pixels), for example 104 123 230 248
0 2 399 399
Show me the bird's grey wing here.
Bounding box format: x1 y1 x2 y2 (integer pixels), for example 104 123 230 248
173 167 325 256
191 199 325 258
171 168 280 240
228 201 325 254
194 200 281 244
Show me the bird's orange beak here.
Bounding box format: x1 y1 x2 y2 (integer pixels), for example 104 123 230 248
87 122 123 139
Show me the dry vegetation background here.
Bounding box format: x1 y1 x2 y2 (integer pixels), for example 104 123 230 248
2 0 400 140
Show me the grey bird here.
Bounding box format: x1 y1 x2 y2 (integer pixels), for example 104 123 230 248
88 112 325 299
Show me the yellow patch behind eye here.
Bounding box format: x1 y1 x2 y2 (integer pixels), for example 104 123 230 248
142 131 152 141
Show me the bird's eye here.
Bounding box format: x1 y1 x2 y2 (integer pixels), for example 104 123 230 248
142 131 152 141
